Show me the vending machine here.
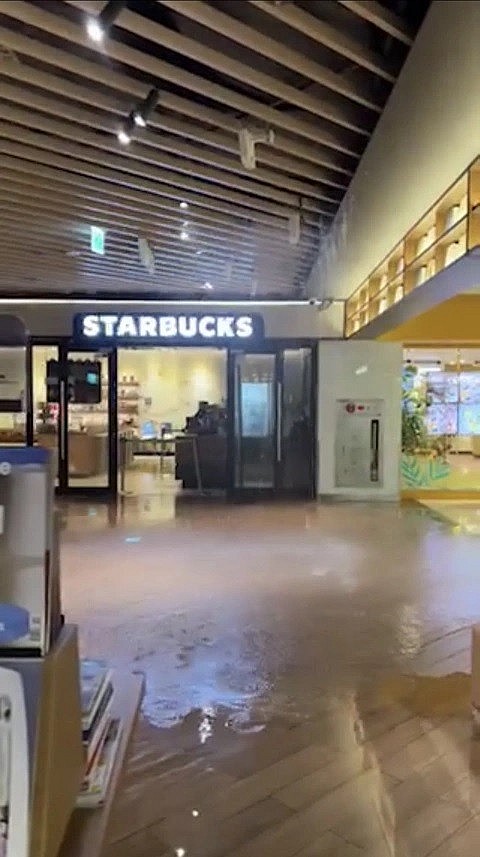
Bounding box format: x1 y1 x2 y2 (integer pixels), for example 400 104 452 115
334 399 384 489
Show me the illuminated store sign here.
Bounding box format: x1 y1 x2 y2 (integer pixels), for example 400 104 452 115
74 313 264 345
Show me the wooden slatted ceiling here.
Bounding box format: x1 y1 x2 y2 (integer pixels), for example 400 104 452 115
0 0 428 299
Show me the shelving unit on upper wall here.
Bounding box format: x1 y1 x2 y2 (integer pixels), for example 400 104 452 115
345 157 480 337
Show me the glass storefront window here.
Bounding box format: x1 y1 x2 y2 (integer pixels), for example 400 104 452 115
0 346 27 445
117 347 228 496
402 347 480 491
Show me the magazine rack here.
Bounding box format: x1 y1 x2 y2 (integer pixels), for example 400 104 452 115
59 671 144 857
1 627 144 857
0 624 83 857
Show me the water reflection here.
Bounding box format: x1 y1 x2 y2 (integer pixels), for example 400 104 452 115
58 497 480 855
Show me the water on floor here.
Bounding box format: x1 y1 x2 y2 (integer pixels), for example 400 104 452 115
421 499 480 534
59 497 480 856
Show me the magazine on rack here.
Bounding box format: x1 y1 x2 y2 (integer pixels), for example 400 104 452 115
77 718 123 808
0 668 29 857
0 448 56 655
0 694 11 857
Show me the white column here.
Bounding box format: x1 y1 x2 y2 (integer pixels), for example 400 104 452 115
317 341 402 500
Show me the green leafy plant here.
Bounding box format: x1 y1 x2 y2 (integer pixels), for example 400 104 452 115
402 365 428 454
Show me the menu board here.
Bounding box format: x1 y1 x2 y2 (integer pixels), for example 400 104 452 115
425 404 458 435
459 373 480 404
425 372 458 403
458 404 480 435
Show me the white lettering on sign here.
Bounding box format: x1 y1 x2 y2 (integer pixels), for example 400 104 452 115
99 314 118 337
80 314 256 341
198 316 216 338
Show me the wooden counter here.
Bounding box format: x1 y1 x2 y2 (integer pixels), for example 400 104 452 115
38 431 108 477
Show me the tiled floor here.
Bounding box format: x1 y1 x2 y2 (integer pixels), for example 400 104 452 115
59 496 480 856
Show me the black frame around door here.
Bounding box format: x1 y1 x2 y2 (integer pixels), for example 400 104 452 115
29 340 117 496
227 343 317 499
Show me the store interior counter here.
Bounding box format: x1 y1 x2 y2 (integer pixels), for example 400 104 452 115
38 430 108 477
175 433 227 489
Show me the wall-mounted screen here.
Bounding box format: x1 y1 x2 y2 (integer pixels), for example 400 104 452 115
459 373 480 404
458 404 480 435
46 360 101 404
425 372 458 403
425 404 458 435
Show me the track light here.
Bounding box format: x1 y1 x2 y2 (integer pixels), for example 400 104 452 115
86 0 126 43
133 88 159 128
117 113 134 145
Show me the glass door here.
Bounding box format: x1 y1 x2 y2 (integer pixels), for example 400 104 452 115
31 344 116 494
233 353 277 490
230 347 315 497
280 348 313 493
32 344 61 487
64 349 115 493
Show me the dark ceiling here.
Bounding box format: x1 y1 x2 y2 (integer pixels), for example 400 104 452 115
0 0 431 299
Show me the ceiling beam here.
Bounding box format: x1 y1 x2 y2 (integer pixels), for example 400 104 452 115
0 101 328 215
68 0 368 140
0 152 310 236
0 119 327 225
0 170 317 251
0 237 298 293
0 1 361 156
0 81 339 205
158 0 380 114
0 24 352 178
0 186 315 265
0 59 348 189
249 0 397 83
338 1 414 46
0 225 278 282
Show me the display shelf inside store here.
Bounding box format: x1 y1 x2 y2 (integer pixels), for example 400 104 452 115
346 241 405 333
468 159 480 249
405 174 468 267
370 274 404 319
404 216 468 295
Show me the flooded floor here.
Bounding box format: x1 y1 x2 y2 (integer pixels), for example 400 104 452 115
60 497 480 856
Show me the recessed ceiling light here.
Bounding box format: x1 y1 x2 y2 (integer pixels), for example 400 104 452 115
180 230 189 241
203 281 213 290
180 201 189 210
133 88 159 129
86 0 126 43
86 17 104 42
117 128 131 145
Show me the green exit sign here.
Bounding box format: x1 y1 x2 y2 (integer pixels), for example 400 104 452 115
90 225 105 255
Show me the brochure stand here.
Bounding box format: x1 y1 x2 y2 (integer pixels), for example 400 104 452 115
59 672 144 857
0 431 144 857
0 625 83 857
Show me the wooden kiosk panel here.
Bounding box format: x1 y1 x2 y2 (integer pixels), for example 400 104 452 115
31 625 84 857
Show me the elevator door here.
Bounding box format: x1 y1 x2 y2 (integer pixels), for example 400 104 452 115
231 348 314 497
